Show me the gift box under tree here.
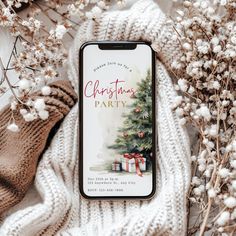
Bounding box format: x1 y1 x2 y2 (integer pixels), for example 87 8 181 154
121 153 146 176
111 161 121 171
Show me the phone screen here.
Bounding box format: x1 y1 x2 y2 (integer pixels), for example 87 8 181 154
80 42 155 198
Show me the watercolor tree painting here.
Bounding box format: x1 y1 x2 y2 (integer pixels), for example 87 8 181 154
109 69 153 175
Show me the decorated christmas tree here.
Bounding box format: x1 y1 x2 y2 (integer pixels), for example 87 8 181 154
109 69 153 167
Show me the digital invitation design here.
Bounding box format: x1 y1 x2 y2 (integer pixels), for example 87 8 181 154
83 44 153 197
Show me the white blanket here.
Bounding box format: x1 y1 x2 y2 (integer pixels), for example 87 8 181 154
0 1 191 235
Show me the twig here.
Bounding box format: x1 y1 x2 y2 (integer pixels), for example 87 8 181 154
199 198 212 236
37 1 79 26
0 57 24 105
211 206 227 223
0 36 19 85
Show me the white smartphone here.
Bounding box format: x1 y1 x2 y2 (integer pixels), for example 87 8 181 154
79 41 156 199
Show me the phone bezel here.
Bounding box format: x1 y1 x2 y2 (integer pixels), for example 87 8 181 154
79 41 156 200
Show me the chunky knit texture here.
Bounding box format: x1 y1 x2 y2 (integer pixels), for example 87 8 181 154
0 80 77 215
0 0 191 235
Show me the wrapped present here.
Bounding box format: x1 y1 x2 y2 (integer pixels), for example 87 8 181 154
111 161 121 171
121 153 146 176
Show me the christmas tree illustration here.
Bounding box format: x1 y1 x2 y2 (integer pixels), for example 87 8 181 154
109 69 153 168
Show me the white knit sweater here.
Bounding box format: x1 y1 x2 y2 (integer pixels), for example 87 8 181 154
0 0 191 235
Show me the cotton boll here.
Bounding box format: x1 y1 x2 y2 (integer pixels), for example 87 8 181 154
230 160 236 169
10 101 17 110
34 19 41 28
231 35 236 45
198 185 205 192
222 100 229 107
7 123 19 132
208 188 216 198
174 84 180 91
178 79 188 92
41 86 51 96
230 107 236 115
197 41 210 54
198 157 206 165
196 106 211 121
193 115 199 120
232 180 236 190
211 37 220 45
198 164 206 172
38 110 49 120
18 79 31 90
213 60 218 67
91 6 102 18
97 1 106 8
179 118 186 125
14 2 22 8
201 107 211 119
117 0 126 8
225 144 232 153
176 108 184 117
224 197 236 208
34 98 46 111
200 1 208 9
207 7 215 14
204 169 212 178
67 4 79 15
204 60 211 69
177 17 183 23
219 168 230 178
220 0 227 5
213 45 222 53
23 113 35 122
173 96 182 108
192 176 201 185
206 182 211 190
193 187 202 196
232 140 236 151
220 112 227 120
35 77 45 86
189 197 197 203
20 109 27 115
171 60 182 69
212 81 221 90
232 152 236 158
183 42 191 51
203 138 209 145
188 86 195 94
209 124 218 137
55 25 67 39
231 209 236 220
229 50 236 57
216 211 230 226
180 56 186 62
184 104 190 112
193 2 200 8
196 39 202 46
26 99 33 107
183 1 192 7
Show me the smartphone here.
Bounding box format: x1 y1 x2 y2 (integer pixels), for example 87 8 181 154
79 41 156 199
